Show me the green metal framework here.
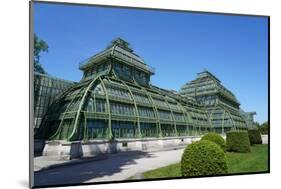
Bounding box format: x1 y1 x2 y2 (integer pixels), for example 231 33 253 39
33 72 75 132
180 70 252 133
35 38 255 141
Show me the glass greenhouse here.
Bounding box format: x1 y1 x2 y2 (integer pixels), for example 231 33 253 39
35 38 255 142
180 70 253 133
34 72 75 132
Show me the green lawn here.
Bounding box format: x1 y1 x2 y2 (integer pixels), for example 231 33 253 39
143 144 268 179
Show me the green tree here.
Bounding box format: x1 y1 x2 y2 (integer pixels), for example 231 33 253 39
34 34 48 74
253 121 260 127
259 121 268 134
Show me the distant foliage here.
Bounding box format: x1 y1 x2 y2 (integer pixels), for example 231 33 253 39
201 132 226 151
181 140 228 177
34 34 48 74
248 129 262 145
226 131 251 153
253 121 260 128
34 62 46 74
259 121 268 134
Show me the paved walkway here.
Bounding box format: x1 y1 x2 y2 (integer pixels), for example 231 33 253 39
34 148 185 187
34 135 268 187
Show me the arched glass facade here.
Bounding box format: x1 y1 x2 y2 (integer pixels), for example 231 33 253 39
35 38 254 142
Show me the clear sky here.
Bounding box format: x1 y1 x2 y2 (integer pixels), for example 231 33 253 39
34 2 268 124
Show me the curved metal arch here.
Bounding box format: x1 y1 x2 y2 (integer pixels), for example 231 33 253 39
209 104 229 133
197 109 207 134
145 92 162 137
202 107 213 132
186 107 194 125
196 107 209 134
183 106 196 135
99 77 112 139
203 107 214 132
190 103 201 135
236 117 242 129
225 107 241 131
145 86 180 137
194 102 211 133
221 105 236 131
67 74 107 141
234 111 246 129
208 103 221 133
163 96 177 136
132 80 162 137
177 102 192 135
186 110 194 135
110 44 118 56
235 114 245 130
110 67 118 80
221 108 226 134
119 80 141 138
50 82 78 105
239 117 247 129
49 83 86 140
205 101 219 130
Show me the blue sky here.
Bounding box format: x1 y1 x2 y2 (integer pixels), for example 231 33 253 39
34 2 268 124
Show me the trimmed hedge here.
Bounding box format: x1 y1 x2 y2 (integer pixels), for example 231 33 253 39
201 132 226 151
181 140 228 177
248 129 262 145
226 131 251 153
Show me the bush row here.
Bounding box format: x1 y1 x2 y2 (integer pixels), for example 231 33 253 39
248 129 262 145
181 140 228 177
181 129 262 177
226 130 251 153
201 132 226 151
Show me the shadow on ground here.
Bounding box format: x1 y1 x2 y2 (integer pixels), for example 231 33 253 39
34 151 155 187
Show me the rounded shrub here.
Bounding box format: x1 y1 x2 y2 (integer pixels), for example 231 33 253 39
248 129 262 145
181 140 228 177
201 132 226 151
226 131 251 153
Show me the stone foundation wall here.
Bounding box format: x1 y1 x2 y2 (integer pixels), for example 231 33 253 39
40 134 269 160
34 139 45 154
42 136 201 160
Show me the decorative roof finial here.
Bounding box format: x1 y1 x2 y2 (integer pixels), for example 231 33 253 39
108 37 133 52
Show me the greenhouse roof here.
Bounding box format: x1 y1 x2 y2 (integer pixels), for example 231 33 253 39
79 38 155 75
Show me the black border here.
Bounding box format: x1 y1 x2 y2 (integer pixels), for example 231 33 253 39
29 1 270 188
29 1 34 188
268 16 270 174
34 171 270 189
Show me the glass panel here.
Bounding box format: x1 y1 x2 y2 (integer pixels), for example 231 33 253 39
177 125 188 136
138 106 155 118
110 102 134 116
95 99 106 112
133 93 150 104
33 73 74 129
161 124 175 137
112 121 136 138
107 86 130 99
174 113 185 122
87 119 107 139
140 122 157 137
159 110 172 120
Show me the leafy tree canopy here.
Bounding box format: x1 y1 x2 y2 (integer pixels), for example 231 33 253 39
253 121 260 127
258 121 268 134
34 34 48 74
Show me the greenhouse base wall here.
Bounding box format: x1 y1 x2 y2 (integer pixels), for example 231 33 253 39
42 136 202 160
34 139 45 155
